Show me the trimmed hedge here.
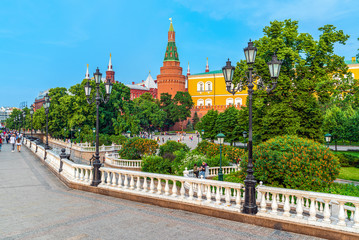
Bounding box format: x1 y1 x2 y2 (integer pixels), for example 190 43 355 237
196 140 245 163
239 135 340 191
159 141 190 156
335 152 359 168
118 137 158 160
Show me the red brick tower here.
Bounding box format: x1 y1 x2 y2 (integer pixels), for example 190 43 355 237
106 53 115 84
157 19 186 98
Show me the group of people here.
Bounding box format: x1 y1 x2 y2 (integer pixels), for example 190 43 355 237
193 162 209 179
0 130 23 152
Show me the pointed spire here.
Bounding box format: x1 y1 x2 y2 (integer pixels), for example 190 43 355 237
85 64 90 79
169 17 174 32
187 62 190 76
107 53 113 71
205 57 209 72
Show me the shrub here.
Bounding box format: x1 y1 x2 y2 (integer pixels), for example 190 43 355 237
239 135 340 191
174 152 207 175
159 141 190 156
109 135 128 145
335 152 359 168
196 140 245 163
119 137 158 160
141 155 172 174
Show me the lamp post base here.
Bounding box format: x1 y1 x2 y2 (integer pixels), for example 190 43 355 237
218 172 224 181
242 179 258 215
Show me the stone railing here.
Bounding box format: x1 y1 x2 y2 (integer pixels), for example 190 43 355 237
104 153 142 169
48 137 121 152
184 166 239 178
23 137 359 234
257 184 359 233
24 138 93 185
99 167 244 210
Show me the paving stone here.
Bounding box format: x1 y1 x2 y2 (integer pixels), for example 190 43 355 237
0 143 322 240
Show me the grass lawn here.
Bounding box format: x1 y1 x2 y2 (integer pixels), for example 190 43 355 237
338 167 359 182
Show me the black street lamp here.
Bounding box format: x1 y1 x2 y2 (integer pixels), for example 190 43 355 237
216 132 225 181
325 133 332 148
126 130 131 138
92 128 96 146
84 68 113 186
223 40 282 215
242 131 247 151
63 127 67 142
77 128 81 143
30 105 34 139
44 93 51 150
22 111 26 137
201 129 205 141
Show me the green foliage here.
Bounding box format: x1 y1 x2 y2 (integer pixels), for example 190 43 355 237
159 140 190 156
239 135 340 191
141 155 173 174
118 137 158 160
196 140 245 163
214 106 241 145
196 110 219 140
326 183 359 197
338 167 359 181
233 20 350 142
192 112 200 129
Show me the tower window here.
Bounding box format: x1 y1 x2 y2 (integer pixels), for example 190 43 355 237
197 82 204 92
205 81 212 91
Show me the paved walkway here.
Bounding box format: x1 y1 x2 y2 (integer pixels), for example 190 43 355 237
0 143 321 240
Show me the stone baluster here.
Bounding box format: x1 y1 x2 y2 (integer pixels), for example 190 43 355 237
111 172 116 187
215 186 221 205
225 187 231 206
206 184 212 203
164 179 170 196
142 176 148 192
106 172 111 186
180 181 185 199
100 170 106 185
80 169 84 181
354 204 359 228
171 180 177 197
296 196 303 219
283 194 290 217
150 177 155 193
260 191 267 212
124 174 128 188
197 182 203 202
271 193 278 214
130 174 135 190
117 173 122 187
136 176 141 190
323 199 331 223
188 182 194 200
338 201 346 226
74 167 78 180
308 198 317 221
157 178 162 194
84 169 89 182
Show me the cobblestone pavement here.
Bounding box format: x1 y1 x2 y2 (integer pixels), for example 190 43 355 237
0 143 322 240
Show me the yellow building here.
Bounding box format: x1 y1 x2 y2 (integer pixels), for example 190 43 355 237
347 57 359 79
187 70 248 107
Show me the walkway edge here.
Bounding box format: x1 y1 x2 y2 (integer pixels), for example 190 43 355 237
27 147 358 240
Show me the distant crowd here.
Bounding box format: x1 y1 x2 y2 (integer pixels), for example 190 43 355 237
0 130 23 152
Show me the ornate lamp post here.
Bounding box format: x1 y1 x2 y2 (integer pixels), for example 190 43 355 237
223 40 282 215
44 93 51 150
325 133 332 148
216 132 225 181
92 128 96 146
63 127 67 142
30 105 34 139
126 130 131 138
22 111 26 136
84 68 113 186
242 131 247 151
201 129 205 141
77 128 81 143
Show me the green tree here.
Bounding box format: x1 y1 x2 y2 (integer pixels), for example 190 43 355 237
33 107 46 132
196 109 219 141
173 91 194 131
160 93 176 130
215 106 241 145
234 20 350 142
192 112 200 129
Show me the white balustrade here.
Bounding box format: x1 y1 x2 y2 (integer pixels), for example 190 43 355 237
104 153 142 169
184 166 239 178
257 184 359 233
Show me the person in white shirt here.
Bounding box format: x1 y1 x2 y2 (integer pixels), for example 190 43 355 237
9 134 16 152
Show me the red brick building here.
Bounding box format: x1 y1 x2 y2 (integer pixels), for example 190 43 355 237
127 72 158 100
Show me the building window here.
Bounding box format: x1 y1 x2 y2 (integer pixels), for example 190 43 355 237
197 99 204 106
235 98 242 106
197 82 204 92
205 99 212 106
226 98 233 106
205 81 212 91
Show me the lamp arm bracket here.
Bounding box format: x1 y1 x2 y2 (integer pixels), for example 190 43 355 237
86 95 95 105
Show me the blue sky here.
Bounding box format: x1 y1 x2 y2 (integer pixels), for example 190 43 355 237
1 0 358 107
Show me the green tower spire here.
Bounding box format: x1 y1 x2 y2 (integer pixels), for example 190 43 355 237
164 18 179 62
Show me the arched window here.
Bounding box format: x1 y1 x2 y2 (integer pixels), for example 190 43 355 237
235 98 242 106
226 98 233 106
197 99 204 106
197 82 204 92
205 99 212 106
205 81 212 91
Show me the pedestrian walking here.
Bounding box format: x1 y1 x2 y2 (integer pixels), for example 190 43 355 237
0 135 2 152
10 134 16 152
16 137 22 152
